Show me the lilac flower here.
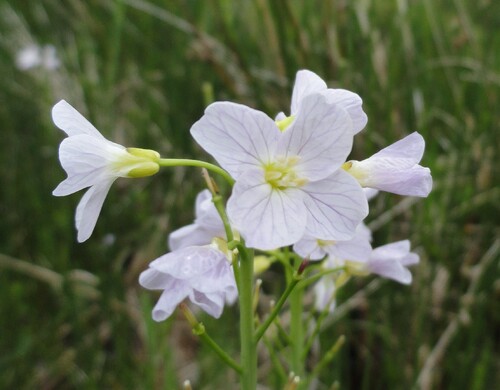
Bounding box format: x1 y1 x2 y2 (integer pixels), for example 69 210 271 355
191 92 368 250
364 240 420 284
168 190 225 251
343 132 432 197
52 100 160 242
139 246 238 321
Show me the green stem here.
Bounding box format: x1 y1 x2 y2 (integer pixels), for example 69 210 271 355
179 303 242 374
289 284 304 378
158 158 234 185
262 335 288 385
310 335 345 378
302 293 337 359
197 327 243 374
211 194 240 289
299 266 346 289
254 273 302 343
238 245 257 390
212 194 234 242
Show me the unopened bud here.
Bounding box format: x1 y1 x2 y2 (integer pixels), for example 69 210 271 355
297 258 310 275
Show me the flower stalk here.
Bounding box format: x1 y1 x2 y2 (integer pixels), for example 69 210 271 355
179 303 242 374
238 244 257 390
158 158 234 185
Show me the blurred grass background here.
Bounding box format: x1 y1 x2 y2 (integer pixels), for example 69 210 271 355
0 0 499 388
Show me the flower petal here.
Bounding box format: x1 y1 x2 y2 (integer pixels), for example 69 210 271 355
151 281 191 321
189 291 225 318
364 188 379 201
168 224 216 251
355 161 433 197
75 179 114 242
371 132 425 166
148 247 217 278
139 267 175 290
53 134 124 196
275 112 286 121
279 93 354 181
293 236 328 260
371 240 410 259
326 237 372 263
302 170 368 240
321 89 367 134
227 169 307 250
188 255 236 294
371 240 420 266
194 189 224 232
367 259 413 284
52 100 105 139
291 70 327 114
190 102 280 178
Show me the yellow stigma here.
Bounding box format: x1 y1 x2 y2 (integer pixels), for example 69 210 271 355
264 155 308 190
275 115 295 132
342 160 367 183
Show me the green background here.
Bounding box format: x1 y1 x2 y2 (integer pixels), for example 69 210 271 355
0 0 498 388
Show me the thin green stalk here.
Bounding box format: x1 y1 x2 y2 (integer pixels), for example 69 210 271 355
289 284 304 378
158 158 234 185
212 194 234 242
310 335 346 379
262 335 288 385
180 303 242 374
299 266 346 289
198 329 242 374
254 273 302 343
238 245 257 390
202 168 241 289
302 293 337 359
280 250 306 379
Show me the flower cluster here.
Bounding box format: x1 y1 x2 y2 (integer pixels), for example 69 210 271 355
52 69 432 322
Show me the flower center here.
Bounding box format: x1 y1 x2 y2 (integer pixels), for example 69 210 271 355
264 155 308 190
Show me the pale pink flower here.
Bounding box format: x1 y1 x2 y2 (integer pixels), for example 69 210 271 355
139 246 237 321
344 132 432 197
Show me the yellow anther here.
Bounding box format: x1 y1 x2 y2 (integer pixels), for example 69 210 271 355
263 155 307 190
275 115 295 132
